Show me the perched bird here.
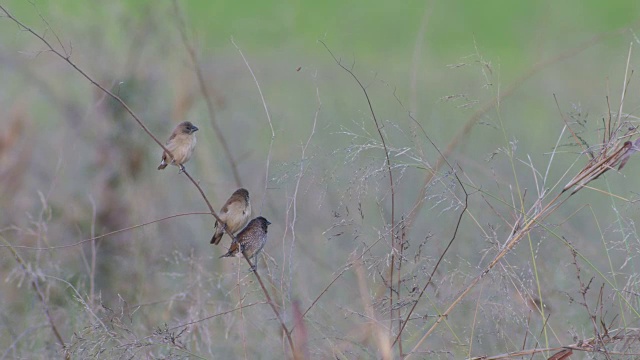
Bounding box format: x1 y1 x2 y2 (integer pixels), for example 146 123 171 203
210 188 251 245
220 216 271 269
157 121 198 170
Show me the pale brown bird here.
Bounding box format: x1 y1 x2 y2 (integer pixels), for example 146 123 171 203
220 216 271 269
157 121 198 170
210 188 251 245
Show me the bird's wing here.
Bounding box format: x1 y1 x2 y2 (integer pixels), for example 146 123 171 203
166 132 177 144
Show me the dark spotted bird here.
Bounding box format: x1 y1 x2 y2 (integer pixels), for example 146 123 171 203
157 121 198 170
220 216 271 269
210 188 251 245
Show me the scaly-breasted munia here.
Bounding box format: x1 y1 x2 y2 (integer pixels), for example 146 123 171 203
220 216 271 269
157 121 198 170
210 188 251 245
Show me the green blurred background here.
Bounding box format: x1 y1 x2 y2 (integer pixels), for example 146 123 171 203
2 0 640 358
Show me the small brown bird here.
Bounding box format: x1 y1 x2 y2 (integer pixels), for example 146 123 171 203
157 121 198 170
210 188 251 245
220 216 271 269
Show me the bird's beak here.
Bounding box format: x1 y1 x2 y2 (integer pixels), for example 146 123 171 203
266 220 272 225
192 125 199 132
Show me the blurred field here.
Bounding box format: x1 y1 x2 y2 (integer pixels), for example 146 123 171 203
2 1 640 359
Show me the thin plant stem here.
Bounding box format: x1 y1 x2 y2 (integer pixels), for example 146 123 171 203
0 212 211 251
0 236 69 359
230 38 275 215
172 1 242 187
320 40 397 337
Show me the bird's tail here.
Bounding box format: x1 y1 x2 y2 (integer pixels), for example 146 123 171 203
219 250 233 258
219 242 239 258
210 231 223 245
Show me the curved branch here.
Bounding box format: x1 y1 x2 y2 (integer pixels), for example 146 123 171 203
320 40 398 337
